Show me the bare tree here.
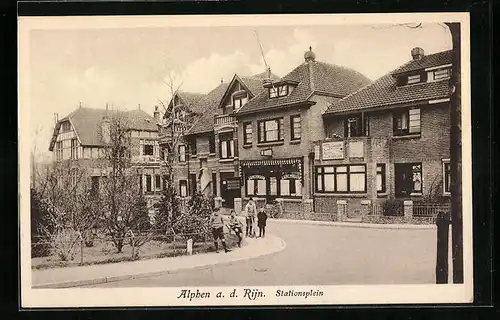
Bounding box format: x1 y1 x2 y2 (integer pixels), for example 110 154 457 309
98 112 157 253
35 162 102 261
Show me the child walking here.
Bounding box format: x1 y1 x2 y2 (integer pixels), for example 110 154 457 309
257 207 268 238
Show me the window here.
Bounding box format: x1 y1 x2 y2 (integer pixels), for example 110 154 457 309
62 121 71 132
212 173 217 196
188 137 197 155
428 68 451 82
280 178 302 197
344 114 369 137
189 174 197 195
56 141 63 161
179 180 187 197
155 175 161 190
70 139 78 160
178 145 186 162
393 108 420 136
219 132 234 159
145 175 152 192
258 118 283 143
243 122 252 145
395 163 422 197
246 177 266 196
376 163 386 193
208 134 216 154
291 115 301 140
269 85 289 98
443 159 451 195
143 144 154 156
233 96 248 110
91 176 99 193
407 74 421 84
315 165 366 193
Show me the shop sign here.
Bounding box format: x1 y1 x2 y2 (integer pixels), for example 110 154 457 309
322 141 344 160
348 140 364 158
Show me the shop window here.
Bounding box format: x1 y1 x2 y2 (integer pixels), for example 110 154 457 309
315 165 366 193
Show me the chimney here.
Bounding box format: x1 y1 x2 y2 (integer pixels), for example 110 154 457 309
411 47 425 60
304 46 316 63
154 105 160 122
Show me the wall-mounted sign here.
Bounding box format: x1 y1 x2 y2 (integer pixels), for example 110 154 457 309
322 141 344 160
247 175 265 180
349 141 364 158
282 173 301 180
260 148 273 157
226 177 241 190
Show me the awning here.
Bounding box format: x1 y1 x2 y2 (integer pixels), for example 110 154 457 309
239 157 303 167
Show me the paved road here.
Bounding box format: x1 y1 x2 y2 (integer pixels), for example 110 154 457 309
86 221 437 287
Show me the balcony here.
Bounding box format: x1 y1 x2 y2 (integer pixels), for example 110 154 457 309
132 155 162 164
214 114 236 127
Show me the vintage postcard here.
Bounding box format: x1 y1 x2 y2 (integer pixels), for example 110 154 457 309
19 13 473 307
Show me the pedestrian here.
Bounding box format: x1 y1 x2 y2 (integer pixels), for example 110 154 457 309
228 210 243 247
209 208 230 253
244 197 257 237
257 207 268 238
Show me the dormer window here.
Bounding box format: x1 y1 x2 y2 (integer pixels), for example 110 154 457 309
396 71 427 86
269 85 289 98
407 74 421 85
427 67 451 82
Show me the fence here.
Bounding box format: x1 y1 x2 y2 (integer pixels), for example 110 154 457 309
413 204 451 218
30 227 238 270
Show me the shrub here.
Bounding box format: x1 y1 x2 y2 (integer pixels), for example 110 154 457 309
381 199 404 217
30 188 52 258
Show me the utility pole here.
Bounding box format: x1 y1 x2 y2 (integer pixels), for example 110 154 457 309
445 22 463 283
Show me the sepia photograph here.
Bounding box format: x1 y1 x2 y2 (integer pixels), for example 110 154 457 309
18 13 473 307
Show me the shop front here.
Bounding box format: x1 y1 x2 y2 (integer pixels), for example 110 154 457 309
240 157 304 203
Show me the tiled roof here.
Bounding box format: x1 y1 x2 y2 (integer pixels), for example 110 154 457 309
49 107 158 150
392 50 452 75
240 72 279 97
325 50 452 115
236 60 372 116
188 82 230 134
176 92 205 114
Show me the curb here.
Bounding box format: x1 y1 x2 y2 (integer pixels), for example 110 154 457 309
267 218 436 230
223 213 435 230
32 235 286 289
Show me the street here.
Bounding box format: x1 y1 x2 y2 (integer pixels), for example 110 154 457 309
85 220 437 287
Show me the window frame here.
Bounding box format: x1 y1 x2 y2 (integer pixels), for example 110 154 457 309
188 137 197 156
179 180 188 197
393 107 421 136
290 115 301 141
145 174 152 192
315 164 367 194
243 122 253 145
376 163 387 193
219 132 234 159
155 174 161 191
208 133 216 154
269 85 289 98
257 117 284 143
178 144 186 162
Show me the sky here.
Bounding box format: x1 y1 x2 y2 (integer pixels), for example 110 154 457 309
28 22 452 161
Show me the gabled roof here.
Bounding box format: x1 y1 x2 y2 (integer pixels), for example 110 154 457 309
236 60 372 116
392 50 452 75
324 50 452 115
49 107 158 151
218 72 279 109
172 92 205 114
187 82 230 135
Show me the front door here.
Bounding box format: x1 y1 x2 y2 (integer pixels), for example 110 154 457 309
266 174 279 203
395 164 412 197
220 172 239 208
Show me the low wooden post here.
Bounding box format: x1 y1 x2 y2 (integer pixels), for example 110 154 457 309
187 238 193 255
436 211 451 284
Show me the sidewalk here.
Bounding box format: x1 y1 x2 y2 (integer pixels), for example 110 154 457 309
32 234 286 289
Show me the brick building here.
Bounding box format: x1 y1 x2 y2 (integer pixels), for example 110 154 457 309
317 48 452 218
234 48 372 210
48 106 163 211
162 71 279 208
